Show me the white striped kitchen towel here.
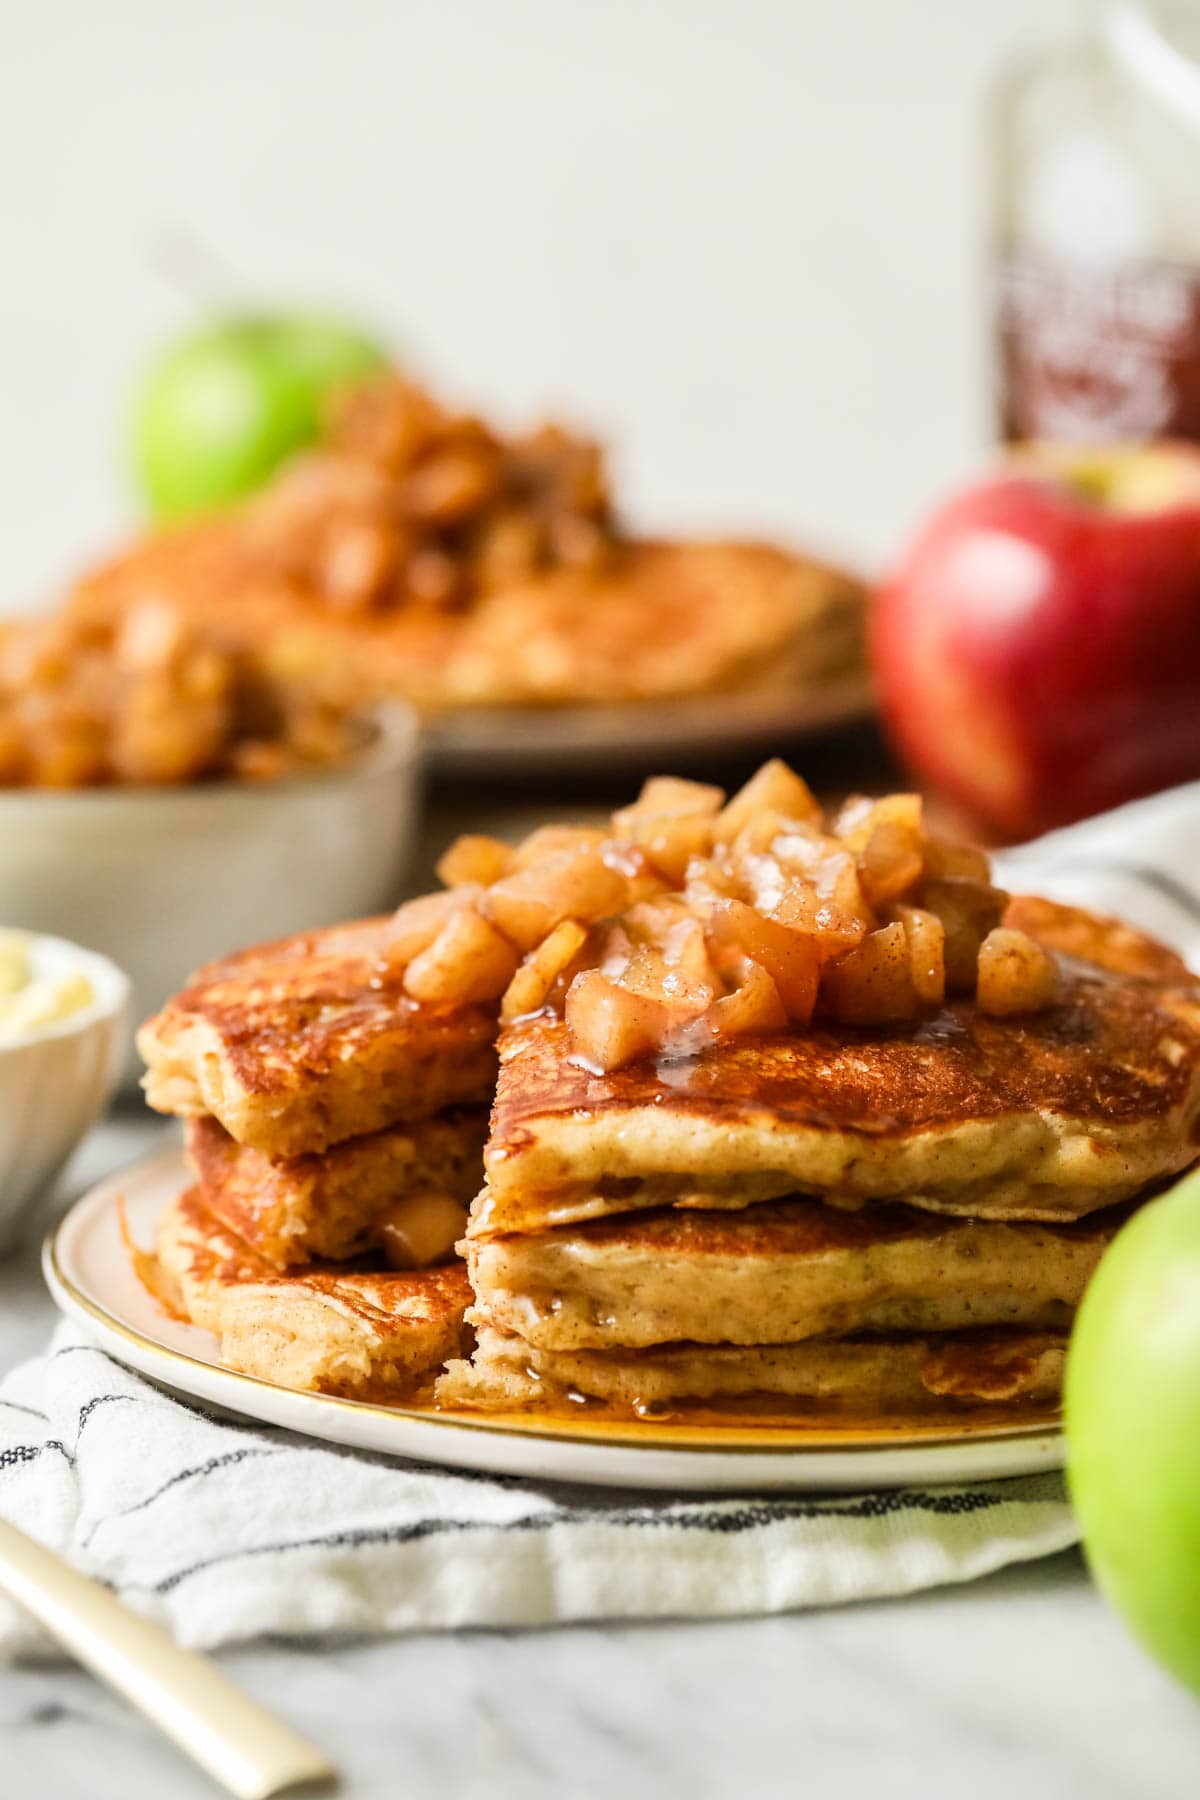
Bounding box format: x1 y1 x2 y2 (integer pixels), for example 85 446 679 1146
0 1325 1076 1657
1 780 1197 1658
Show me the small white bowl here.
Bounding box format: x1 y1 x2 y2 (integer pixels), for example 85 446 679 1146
0 704 421 1075
0 935 129 1254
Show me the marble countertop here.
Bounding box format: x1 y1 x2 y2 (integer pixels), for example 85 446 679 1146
3 1112 1199 1800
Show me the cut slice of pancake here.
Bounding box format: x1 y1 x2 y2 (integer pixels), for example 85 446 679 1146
466 1197 1124 1351
476 901 1200 1237
436 1325 1066 1416
139 917 498 1157
157 1188 471 1400
186 1107 487 1269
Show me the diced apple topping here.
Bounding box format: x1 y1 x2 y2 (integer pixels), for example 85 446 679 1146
922 877 1008 991
832 791 923 851
510 823 609 868
976 928 1060 1016
715 760 821 842
618 775 725 821
482 844 630 950
436 833 516 888
818 921 918 1025
704 898 820 1023
856 821 925 909
564 969 673 1071
403 907 518 1005
888 903 947 1008
703 957 788 1042
500 918 589 1023
381 887 482 969
611 811 716 884
922 837 992 883
372 759 1060 1062
611 777 724 882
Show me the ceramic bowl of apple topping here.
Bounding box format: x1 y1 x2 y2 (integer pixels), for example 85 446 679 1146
0 605 421 1067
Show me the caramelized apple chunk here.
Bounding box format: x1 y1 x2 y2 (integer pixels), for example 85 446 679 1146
857 821 924 909
382 887 483 968
819 921 918 1025
403 907 518 1004
704 898 820 1022
617 775 725 821
621 904 716 1001
483 844 630 950
612 813 716 883
565 969 673 1071
511 823 608 869
921 877 1009 992
741 839 873 957
888 903 947 1008
612 778 723 882
700 957 788 1044
436 833 515 888
500 918 589 1023
976 928 1060 1016
833 792 923 851
715 759 821 842
923 836 992 883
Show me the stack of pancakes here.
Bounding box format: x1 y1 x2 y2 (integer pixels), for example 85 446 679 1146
139 859 1200 1427
139 918 496 1401
438 896 1200 1420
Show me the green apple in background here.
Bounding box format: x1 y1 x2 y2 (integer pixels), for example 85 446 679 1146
1065 1165 1200 1695
131 314 390 520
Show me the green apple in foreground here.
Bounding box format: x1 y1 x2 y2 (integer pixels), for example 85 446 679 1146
132 313 389 520
1065 1166 1200 1693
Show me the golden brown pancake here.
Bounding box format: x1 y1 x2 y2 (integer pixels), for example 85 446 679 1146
1003 895 1196 985
156 1188 471 1400
186 1108 487 1269
138 917 498 1158
436 1325 1066 1416
476 901 1200 1236
465 1197 1125 1350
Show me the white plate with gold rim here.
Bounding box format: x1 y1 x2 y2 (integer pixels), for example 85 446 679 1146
44 1149 1065 1493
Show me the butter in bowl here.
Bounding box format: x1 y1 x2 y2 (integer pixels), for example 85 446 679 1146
0 928 129 1254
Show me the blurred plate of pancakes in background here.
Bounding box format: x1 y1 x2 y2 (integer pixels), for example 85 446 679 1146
67 372 872 781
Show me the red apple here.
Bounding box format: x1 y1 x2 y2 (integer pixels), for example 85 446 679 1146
872 444 1200 839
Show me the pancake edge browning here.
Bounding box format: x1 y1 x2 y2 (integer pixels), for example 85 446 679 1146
186 1108 488 1269
436 1325 1068 1416
138 917 498 1157
156 1188 471 1400
465 1197 1126 1350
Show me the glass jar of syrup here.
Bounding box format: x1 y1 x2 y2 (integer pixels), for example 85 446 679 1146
992 1 1200 444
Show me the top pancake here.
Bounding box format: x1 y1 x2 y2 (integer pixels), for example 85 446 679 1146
139 917 497 1158
475 898 1200 1236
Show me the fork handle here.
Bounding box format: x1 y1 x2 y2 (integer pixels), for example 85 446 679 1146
0 1517 335 1798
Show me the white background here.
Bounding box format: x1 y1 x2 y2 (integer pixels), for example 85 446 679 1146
0 0 1079 610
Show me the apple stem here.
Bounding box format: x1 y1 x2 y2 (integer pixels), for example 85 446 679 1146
143 225 245 313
